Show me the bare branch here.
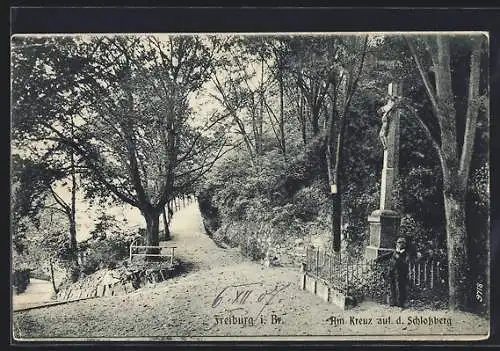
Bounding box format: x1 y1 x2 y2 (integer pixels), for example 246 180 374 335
40 121 139 207
406 37 440 115
49 186 70 214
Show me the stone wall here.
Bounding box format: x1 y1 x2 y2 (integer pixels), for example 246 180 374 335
56 263 179 301
299 273 357 310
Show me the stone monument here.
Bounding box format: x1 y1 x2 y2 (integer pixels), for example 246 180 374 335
365 82 403 260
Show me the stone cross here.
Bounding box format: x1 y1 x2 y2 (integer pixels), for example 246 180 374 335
365 82 403 260
379 82 402 210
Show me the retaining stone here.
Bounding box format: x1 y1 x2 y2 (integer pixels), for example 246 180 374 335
57 265 177 302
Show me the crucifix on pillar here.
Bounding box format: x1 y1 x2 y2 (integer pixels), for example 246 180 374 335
365 82 403 260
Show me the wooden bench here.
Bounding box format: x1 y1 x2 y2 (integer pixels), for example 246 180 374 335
129 244 177 264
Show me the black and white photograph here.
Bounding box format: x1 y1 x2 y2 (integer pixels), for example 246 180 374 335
10 32 490 340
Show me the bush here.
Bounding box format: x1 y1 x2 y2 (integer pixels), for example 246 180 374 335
345 256 449 309
80 237 130 275
291 185 327 222
408 282 448 310
197 187 221 235
12 269 31 294
241 235 266 261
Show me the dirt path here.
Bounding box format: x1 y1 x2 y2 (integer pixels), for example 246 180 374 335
12 279 55 311
167 202 246 270
13 203 489 340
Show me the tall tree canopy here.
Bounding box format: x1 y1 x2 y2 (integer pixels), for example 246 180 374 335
12 35 229 247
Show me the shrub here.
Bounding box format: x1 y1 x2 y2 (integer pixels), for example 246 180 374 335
291 185 326 222
12 269 31 294
241 235 266 261
408 281 448 310
197 184 221 235
80 237 130 275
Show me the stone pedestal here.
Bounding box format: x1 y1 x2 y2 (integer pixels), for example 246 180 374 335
365 209 401 261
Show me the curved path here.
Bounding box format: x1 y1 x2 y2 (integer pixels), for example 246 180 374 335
13 203 489 340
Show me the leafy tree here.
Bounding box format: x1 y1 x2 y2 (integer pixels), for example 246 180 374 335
11 154 82 281
11 37 85 270
285 35 370 252
12 35 229 250
406 34 488 310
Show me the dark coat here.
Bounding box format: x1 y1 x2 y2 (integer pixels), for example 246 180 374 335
386 249 409 307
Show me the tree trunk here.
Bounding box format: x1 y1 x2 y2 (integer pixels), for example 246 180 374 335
260 54 265 155
443 187 469 310
69 191 77 254
434 36 470 310
311 105 320 136
143 210 161 249
162 207 170 240
69 219 78 258
168 202 174 219
69 115 79 268
409 34 484 312
67 189 80 282
301 119 307 146
298 86 307 146
49 258 59 295
278 66 286 158
332 112 347 253
330 193 341 252
326 103 340 252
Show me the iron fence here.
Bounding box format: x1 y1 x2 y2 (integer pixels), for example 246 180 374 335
304 246 446 296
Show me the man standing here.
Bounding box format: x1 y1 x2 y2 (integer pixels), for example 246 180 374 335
387 237 410 308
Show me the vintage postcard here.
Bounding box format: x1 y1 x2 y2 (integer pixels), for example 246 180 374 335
11 31 490 341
